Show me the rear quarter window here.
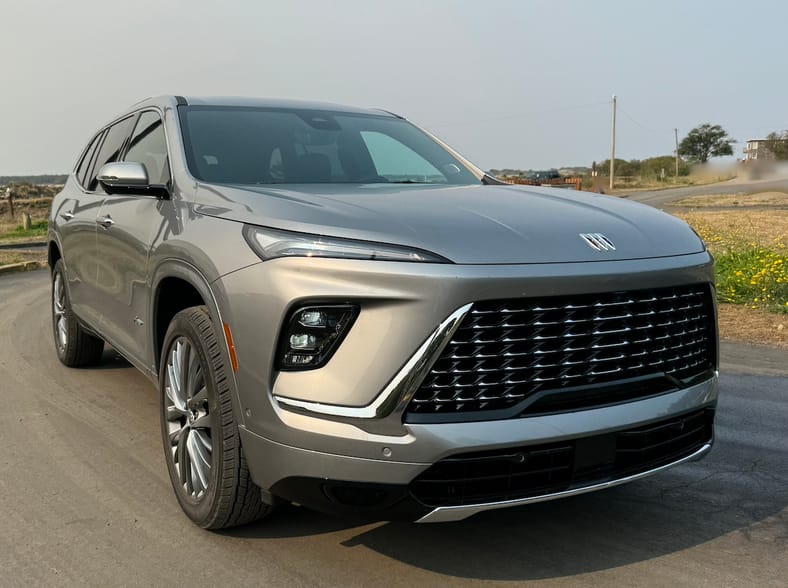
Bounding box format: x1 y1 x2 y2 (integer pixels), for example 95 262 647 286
75 132 103 189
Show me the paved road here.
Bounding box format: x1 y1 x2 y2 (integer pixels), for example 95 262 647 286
624 175 788 208
1 270 786 587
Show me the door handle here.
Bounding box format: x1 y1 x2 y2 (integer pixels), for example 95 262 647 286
97 215 114 229
60 210 74 221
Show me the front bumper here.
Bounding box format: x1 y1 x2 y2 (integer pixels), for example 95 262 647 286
212 251 717 521
239 376 717 521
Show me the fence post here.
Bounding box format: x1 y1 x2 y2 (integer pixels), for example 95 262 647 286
5 187 14 219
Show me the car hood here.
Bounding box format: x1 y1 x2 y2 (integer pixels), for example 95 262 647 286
191 183 705 264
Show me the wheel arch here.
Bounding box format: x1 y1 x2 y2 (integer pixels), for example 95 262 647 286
48 237 62 271
150 260 231 380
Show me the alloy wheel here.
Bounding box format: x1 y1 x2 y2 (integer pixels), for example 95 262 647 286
53 271 68 351
164 338 214 500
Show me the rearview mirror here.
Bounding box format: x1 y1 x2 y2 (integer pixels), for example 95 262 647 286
97 162 169 198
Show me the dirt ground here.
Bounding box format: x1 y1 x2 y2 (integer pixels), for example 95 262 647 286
671 191 788 208
0 197 51 236
0 249 45 266
718 304 787 348
673 208 788 251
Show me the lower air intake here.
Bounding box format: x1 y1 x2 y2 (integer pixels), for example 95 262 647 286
410 408 714 507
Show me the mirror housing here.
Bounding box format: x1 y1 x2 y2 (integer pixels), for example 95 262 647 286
97 162 169 198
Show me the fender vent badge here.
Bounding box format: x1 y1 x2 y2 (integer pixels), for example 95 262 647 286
580 233 616 252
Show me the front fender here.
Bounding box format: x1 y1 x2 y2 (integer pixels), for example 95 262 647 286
149 259 246 428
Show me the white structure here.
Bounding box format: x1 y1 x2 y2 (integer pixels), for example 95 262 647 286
743 139 774 161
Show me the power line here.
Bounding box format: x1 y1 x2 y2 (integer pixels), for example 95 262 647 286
616 105 665 136
429 100 611 128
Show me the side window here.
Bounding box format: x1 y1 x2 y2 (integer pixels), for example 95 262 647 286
87 116 135 192
124 111 170 185
360 131 446 183
75 132 103 189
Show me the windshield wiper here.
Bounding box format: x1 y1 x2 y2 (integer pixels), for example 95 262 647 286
482 173 507 185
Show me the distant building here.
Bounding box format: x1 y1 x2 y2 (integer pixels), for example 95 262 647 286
743 139 774 161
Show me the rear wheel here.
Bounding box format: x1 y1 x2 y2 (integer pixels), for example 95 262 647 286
160 306 271 529
51 259 104 367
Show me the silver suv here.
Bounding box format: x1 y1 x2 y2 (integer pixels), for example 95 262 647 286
48 96 718 529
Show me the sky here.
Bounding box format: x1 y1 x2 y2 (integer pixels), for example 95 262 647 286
2 0 787 175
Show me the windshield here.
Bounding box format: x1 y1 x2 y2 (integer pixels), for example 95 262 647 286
178 106 480 185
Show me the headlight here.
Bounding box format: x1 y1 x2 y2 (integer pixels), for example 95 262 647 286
243 225 451 263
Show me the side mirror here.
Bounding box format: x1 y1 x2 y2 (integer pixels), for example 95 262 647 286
97 162 169 198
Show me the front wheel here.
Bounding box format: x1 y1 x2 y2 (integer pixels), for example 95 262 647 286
159 306 271 529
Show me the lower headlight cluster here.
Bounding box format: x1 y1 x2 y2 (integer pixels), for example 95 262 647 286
277 304 359 370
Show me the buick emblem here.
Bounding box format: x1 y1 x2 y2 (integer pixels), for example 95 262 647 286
580 233 616 252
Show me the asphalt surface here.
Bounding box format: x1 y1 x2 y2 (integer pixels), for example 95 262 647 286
1 270 786 587
624 175 788 208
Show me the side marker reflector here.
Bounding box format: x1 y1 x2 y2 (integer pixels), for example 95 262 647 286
223 322 239 372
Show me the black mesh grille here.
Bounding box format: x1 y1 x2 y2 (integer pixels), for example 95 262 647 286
407 284 716 418
410 408 713 507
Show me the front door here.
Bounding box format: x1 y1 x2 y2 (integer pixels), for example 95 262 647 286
93 110 171 367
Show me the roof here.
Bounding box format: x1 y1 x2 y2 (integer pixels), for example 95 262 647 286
130 95 398 117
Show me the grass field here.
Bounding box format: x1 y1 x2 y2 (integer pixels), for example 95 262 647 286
672 196 788 348
0 197 51 242
0 196 51 266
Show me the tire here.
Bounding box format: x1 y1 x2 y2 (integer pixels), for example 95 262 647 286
51 259 104 367
159 306 271 529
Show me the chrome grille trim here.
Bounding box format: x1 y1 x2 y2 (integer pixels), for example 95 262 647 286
406 284 716 418
275 304 472 419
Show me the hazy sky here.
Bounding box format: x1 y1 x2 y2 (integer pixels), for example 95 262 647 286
2 0 787 175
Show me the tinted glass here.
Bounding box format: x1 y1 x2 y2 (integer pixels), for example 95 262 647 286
75 132 103 188
124 111 170 185
178 106 478 186
87 116 135 191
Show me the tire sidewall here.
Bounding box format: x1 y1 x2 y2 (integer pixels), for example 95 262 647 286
159 308 225 527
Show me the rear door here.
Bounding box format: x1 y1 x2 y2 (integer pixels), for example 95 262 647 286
57 114 134 328
55 131 105 329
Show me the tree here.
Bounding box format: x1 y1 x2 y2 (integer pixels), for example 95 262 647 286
595 156 690 178
641 155 690 177
596 158 640 176
678 124 735 163
765 131 788 160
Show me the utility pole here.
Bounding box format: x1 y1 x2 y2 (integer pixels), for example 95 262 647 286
674 128 680 178
609 95 616 191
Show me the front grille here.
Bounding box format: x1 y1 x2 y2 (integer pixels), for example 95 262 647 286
407 284 716 418
410 408 713 507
